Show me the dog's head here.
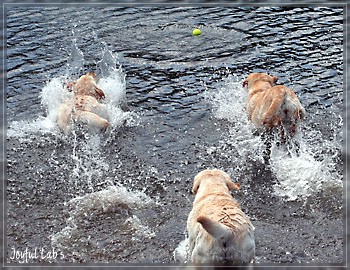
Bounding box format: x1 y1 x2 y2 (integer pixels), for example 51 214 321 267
68 72 105 100
85 71 98 81
192 169 240 195
242 73 278 89
76 72 98 86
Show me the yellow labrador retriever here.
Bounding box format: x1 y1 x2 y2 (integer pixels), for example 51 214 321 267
243 73 305 141
187 169 255 265
56 72 109 133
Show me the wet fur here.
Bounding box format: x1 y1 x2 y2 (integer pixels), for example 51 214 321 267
56 72 109 133
187 169 255 265
243 73 305 141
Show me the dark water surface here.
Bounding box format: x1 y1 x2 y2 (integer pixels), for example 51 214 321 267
6 6 344 266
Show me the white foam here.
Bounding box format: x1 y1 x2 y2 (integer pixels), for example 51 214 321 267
68 133 110 191
68 184 154 214
7 117 58 140
206 75 265 175
41 77 71 124
270 131 343 200
173 238 189 263
8 45 135 139
51 185 155 248
50 216 78 249
208 75 343 200
7 77 69 139
125 215 156 240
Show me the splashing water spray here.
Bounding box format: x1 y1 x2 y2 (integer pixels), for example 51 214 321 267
207 74 343 201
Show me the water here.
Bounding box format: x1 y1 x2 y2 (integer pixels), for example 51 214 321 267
6 6 344 265
207 75 343 201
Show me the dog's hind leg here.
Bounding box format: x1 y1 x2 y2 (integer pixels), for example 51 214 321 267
56 103 73 133
76 111 109 131
262 89 285 128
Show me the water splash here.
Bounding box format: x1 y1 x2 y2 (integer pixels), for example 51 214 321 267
7 117 57 141
68 184 154 214
51 185 155 250
173 238 189 263
207 74 343 200
41 77 72 126
65 32 85 77
8 37 135 139
7 38 139 198
68 133 110 192
125 215 156 240
206 74 265 176
270 125 343 200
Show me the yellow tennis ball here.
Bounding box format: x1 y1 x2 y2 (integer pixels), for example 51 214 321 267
192 28 202 36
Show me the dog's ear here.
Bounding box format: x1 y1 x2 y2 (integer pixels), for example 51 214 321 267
94 87 106 99
271 75 278 84
222 173 240 191
192 179 200 194
192 173 203 194
86 71 97 79
227 181 241 191
64 81 76 92
242 79 248 88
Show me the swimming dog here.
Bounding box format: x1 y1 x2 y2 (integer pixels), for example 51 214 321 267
187 169 255 265
56 72 109 133
243 73 305 141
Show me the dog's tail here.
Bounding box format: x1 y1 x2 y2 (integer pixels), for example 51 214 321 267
198 215 255 263
197 216 230 239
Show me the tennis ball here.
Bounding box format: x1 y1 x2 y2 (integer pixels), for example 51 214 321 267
192 28 202 36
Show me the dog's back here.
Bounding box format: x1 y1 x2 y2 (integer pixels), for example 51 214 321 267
187 170 255 265
244 73 305 137
74 74 105 100
261 85 305 134
189 196 255 264
56 95 109 133
56 72 109 133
